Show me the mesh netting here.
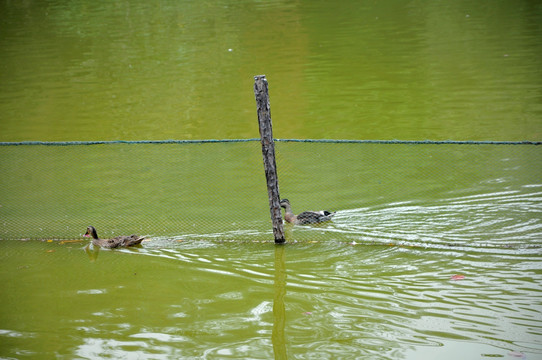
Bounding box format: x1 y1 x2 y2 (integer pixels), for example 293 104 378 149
0 140 540 247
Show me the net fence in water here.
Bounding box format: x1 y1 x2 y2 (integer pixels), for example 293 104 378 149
0 140 540 248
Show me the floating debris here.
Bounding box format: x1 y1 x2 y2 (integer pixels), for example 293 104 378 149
508 351 526 359
450 274 465 281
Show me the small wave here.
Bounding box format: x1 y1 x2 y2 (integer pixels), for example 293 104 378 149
315 189 542 249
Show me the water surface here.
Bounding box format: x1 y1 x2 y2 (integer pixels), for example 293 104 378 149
1 141 541 359
1 0 541 141
0 0 541 358
1 236 541 359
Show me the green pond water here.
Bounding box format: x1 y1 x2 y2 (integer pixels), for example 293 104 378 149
1 141 541 359
0 0 541 141
1 0 542 359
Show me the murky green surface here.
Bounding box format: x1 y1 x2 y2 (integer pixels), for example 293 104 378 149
1 142 541 359
1 231 542 359
1 0 541 141
1 0 542 359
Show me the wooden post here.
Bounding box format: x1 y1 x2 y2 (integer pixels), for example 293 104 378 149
254 75 285 243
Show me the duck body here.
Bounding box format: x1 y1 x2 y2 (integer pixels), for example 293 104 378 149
279 199 335 225
84 226 145 248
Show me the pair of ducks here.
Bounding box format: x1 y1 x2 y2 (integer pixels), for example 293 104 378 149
83 199 335 248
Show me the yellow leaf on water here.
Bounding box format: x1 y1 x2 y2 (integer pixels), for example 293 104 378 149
46 250 55 253
47 240 53 243
59 240 84 245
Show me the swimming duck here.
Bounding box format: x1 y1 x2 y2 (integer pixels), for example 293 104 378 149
279 199 335 225
83 226 145 248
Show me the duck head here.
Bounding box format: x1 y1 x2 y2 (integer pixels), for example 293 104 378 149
279 199 291 209
84 226 99 239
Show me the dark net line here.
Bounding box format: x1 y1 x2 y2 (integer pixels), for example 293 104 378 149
1 139 541 146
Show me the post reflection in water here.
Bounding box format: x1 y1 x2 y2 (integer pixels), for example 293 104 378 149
272 244 288 359
84 244 100 262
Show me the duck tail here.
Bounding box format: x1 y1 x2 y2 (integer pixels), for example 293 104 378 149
129 236 145 246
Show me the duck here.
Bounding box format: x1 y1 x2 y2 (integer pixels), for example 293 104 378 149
83 226 145 248
279 198 335 225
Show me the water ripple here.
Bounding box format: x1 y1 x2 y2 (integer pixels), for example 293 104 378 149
322 188 542 249
56 184 542 359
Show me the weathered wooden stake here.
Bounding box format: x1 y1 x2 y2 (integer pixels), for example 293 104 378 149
254 75 285 243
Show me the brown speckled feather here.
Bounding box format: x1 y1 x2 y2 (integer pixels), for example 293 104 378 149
279 199 335 225
84 226 145 248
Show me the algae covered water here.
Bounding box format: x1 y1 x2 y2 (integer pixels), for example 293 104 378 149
1 0 541 358
1 141 541 359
